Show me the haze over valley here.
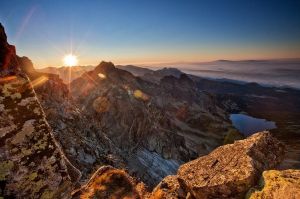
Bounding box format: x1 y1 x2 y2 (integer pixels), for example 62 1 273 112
1 0 300 198
39 58 300 89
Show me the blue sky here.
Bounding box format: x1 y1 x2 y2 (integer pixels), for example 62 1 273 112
0 0 299 67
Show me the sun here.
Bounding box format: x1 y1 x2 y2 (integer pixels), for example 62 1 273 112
63 54 78 67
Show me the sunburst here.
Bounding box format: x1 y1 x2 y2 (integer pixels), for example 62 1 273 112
63 54 78 67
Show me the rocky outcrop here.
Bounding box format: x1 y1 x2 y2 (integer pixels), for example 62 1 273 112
70 131 288 199
8 51 126 182
0 22 81 198
0 23 18 74
152 132 285 199
247 169 300 199
33 70 126 181
0 73 80 198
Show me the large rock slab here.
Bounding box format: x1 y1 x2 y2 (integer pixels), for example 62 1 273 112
248 169 300 199
177 132 285 199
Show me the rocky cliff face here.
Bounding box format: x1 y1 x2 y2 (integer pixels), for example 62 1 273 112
19 58 126 182
0 23 80 198
0 73 80 198
0 23 18 74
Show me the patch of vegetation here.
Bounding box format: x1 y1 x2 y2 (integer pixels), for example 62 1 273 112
223 128 244 145
0 161 14 180
80 168 140 199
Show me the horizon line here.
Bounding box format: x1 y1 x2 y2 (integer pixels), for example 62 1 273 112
36 57 300 69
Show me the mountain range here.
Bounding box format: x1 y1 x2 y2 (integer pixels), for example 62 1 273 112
1 22 300 198
38 62 300 171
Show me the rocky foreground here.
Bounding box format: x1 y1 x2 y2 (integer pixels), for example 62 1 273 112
1 22 300 198
67 133 296 199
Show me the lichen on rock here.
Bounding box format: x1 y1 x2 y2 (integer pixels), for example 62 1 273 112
247 169 300 199
1 22 82 198
0 74 79 198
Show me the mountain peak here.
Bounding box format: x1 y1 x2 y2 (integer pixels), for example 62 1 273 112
0 23 7 42
94 61 116 74
161 67 181 72
0 22 17 73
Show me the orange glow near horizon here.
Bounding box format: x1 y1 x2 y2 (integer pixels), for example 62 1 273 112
36 49 299 69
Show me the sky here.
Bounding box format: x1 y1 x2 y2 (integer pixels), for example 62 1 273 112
0 0 299 68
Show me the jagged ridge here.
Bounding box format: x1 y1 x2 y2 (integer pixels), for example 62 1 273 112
1 23 299 199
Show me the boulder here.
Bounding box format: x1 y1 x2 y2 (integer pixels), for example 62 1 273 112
176 131 285 199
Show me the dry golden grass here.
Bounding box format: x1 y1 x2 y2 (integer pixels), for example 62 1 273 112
80 168 141 199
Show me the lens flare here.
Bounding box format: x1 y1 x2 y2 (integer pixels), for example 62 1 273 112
98 73 106 79
133 89 149 101
31 76 49 88
63 54 78 67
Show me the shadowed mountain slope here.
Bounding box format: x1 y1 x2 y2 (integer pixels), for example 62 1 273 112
70 61 234 185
